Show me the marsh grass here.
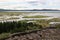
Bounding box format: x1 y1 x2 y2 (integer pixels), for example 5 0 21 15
49 18 60 22
23 15 49 18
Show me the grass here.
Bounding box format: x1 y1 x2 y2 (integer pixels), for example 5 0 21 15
48 18 60 22
0 12 37 16
0 12 60 40
6 17 19 20
0 33 10 40
23 15 49 18
0 12 26 16
36 20 50 27
0 18 60 39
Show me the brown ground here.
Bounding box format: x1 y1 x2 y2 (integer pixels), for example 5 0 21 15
5 27 60 40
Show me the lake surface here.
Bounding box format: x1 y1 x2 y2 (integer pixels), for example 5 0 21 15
25 12 60 17
3 11 60 17
38 13 60 17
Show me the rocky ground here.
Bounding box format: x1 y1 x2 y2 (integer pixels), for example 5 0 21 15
5 27 60 40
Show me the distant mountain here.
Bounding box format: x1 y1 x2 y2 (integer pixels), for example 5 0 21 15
0 9 59 11
21 9 60 11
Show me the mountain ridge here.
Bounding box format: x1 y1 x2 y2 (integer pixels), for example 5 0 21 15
0 9 60 11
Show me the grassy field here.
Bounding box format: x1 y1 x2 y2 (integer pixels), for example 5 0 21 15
48 18 60 22
0 12 40 16
0 12 26 16
23 15 49 18
0 18 60 39
0 12 60 39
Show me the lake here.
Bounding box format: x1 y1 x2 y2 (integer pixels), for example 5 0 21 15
3 11 60 17
38 13 60 17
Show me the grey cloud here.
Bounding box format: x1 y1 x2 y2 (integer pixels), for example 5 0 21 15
27 1 46 5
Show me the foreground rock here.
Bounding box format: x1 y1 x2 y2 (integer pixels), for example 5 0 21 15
5 27 60 40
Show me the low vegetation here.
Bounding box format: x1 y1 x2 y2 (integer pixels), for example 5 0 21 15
0 20 43 39
0 18 60 39
0 33 10 40
23 15 49 18
0 21 43 33
6 17 19 20
49 18 60 22
0 12 25 16
55 24 60 28
0 12 36 16
0 12 60 39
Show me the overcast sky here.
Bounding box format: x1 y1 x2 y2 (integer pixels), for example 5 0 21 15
0 0 60 10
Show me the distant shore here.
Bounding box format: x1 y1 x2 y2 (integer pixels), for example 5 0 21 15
1 11 60 12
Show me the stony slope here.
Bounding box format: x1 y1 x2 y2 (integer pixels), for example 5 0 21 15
5 27 60 40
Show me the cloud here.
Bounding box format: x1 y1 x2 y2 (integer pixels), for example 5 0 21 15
0 0 60 10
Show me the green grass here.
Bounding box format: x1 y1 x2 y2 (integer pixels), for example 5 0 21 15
6 17 19 20
0 12 27 16
0 18 60 39
23 15 49 18
48 18 60 22
0 33 10 40
0 12 60 40
0 12 37 16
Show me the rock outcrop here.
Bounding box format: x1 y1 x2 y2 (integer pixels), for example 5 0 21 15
5 27 60 40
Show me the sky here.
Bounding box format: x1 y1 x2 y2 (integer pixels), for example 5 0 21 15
0 0 60 10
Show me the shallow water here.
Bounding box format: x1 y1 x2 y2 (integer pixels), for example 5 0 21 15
39 13 60 17
4 11 60 17
26 12 60 17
